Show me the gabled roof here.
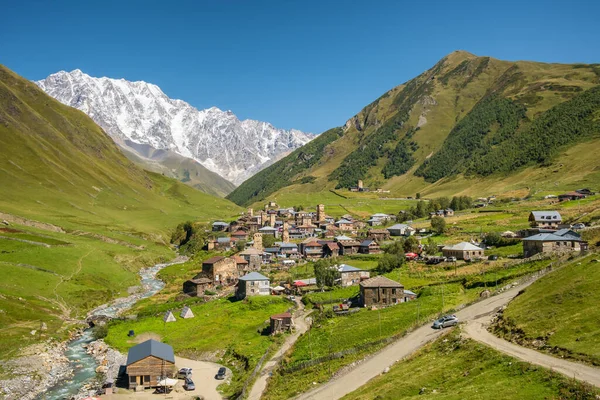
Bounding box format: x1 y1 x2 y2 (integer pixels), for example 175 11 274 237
277 242 298 249
233 255 248 264
554 229 581 240
360 239 377 247
231 230 248 236
404 289 417 296
212 221 229 226
187 277 213 285
217 237 231 243
239 272 269 281
335 219 353 224
387 224 412 230
203 256 225 264
442 242 484 251
523 233 583 242
271 312 292 319
259 226 277 231
335 235 353 241
239 248 263 256
368 229 390 234
338 264 363 272
371 213 389 218
359 276 403 288
126 340 175 365
530 211 562 222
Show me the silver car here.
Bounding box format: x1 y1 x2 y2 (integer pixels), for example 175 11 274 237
432 315 459 329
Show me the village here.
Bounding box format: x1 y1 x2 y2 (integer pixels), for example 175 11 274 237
102 186 596 399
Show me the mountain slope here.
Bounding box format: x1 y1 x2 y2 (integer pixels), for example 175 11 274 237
0 64 241 359
228 51 600 206
36 70 314 184
119 140 236 197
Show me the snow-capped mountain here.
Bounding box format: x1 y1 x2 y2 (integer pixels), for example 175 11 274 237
36 70 314 184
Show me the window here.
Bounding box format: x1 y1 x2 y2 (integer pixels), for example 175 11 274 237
251 281 255 286
130 376 136 383
144 375 150 383
392 288 396 294
392 298 397 303
382 288 386 294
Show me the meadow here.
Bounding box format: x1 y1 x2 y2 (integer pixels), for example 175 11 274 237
342 329 599 400
494 254 600 366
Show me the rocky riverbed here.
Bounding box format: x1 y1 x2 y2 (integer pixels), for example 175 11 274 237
0 256 187 400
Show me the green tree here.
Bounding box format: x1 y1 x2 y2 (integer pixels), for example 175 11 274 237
416 193 421 199
384 239 406 256
424 237 438 255
403 236 419 253
376 253 405 274
314 259 337 288
431 216 447 235
262 234 276 249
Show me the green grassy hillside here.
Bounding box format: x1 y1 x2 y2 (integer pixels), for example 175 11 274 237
343 330 598 400
228 51 600 206
0 64 241 360
492 254 600 366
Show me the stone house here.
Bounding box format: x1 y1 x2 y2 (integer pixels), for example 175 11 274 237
238 248 263 270
236 272 270 299
442 242 485 260
522 229 588 257
231 230 248 242
367 229 391 241
322 241 340 257
202 256 238 285
126 340 175 390
212 221 229 232
359 276 406 308
337 239 361 255
300 238 323 259
337 264 370 287
335 219 354 231
182 277 214 296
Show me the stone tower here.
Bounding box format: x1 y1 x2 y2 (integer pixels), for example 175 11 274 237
317 204 325 222
269 213 276 227
358 180 363 190
282 221 290 243
253 233 263 251
247 207 254 217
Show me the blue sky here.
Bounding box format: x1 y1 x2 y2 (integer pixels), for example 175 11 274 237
1 0 599 133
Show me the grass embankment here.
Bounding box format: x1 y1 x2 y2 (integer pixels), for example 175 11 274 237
0 64 242 361
343 329 599 400
105 296 292 398
262 258 554 399
492 254 600 366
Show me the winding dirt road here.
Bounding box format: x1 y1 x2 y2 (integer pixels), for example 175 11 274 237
296 277 563 400
248 298 310 400
463 315 600 388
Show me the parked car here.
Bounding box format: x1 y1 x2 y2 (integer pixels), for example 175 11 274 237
177 367 193 379
432 315 459 329
446 256 457 262
288 295 296 301
183 377 195 391
572 223 586 230
216 367 227 380
488 255 498 261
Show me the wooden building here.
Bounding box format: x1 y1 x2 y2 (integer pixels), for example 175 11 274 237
359 276 406 308
126 340 176 390
367 229 390 241
528 211 562 229
337 239 361 255
270 312 293 334
300 238 323 259
358 239 382 254
182 277 213 296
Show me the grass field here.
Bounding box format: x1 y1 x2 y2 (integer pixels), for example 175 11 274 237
105 295 292 397
342 329 599 400
493 254 600 366
262 257 556 399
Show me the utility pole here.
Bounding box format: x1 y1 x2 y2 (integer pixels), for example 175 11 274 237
441 282 445 312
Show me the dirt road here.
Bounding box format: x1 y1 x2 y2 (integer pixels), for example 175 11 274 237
248 298 310 400
296 279 542 400
463 316 600 388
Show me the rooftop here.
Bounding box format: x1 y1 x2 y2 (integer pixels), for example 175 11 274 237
359 276 403 288
530 211 562 221
126 339 174 365
203 256 225 264
338 264 363 272
442 242 484 251
239 272 269 281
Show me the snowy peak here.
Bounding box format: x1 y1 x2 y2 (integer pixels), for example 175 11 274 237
36 70 314 184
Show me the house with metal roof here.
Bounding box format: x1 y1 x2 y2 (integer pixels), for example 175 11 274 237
359 239 382 254
522 230 587 257
337 264 370 287
212 221 230 232
126 340 175 390
236 272 270 299
529 211 562 229
442 242 485 260
334 219 354 231
387 224 415 237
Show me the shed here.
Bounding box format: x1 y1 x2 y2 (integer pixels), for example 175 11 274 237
270 312 293 334
163 311 176 323
126 340 175 389
180 306 194 319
